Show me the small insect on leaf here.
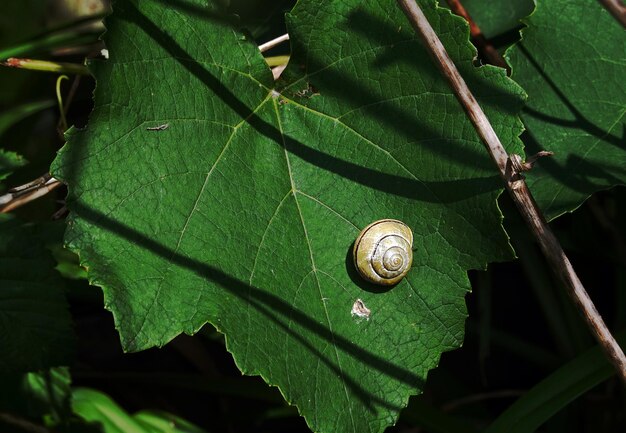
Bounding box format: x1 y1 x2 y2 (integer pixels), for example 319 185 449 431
146 123 169 131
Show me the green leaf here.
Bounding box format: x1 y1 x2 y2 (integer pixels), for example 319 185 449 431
72 388 146 433
0 149 25 182
134 411 208 433
0 215 74 371
0 367 72 423
444 0 534 39
49 242 89 280
72 389 209 433
507 0 626 220
52 0 524 431
485 331 626 433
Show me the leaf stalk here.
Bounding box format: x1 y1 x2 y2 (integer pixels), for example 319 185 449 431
1 58 90 76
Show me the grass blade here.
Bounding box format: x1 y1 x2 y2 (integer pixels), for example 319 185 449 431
484 331 626 433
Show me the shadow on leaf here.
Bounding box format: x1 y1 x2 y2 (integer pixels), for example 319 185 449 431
107 0 503 204
72 202 423 412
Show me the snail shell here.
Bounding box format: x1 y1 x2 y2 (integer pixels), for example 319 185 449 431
353 219 413 286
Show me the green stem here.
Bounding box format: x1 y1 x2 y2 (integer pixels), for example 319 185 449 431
2 58 90 76
56 75 69 131
264 55 290 67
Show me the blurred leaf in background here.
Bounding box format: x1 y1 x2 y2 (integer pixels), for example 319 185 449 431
0 214 75 372
73 388 210 433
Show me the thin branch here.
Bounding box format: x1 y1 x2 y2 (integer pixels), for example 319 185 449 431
6 173 52 194
0 175 62 213
272 64 288 80
1 58 90 75
396 0 626 384
258 33 289 53
598 0 626 28
444 0 509 71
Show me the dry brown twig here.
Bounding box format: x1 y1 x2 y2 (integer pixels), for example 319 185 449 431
598 0 626 28
396 0 626 384
258 33 290 80
258 33 289 53
0 174 62 213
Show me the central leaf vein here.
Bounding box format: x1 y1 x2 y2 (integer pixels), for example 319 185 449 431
273 98 357 431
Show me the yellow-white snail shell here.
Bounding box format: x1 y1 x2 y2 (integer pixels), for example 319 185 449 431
353 219 413 286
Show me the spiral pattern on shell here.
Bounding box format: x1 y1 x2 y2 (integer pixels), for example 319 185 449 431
353 219 413 286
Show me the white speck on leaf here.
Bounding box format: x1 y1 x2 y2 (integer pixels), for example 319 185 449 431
351 299 371 320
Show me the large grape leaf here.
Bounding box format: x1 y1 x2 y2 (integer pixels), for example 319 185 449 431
52 0 524 431
507 0 626 219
